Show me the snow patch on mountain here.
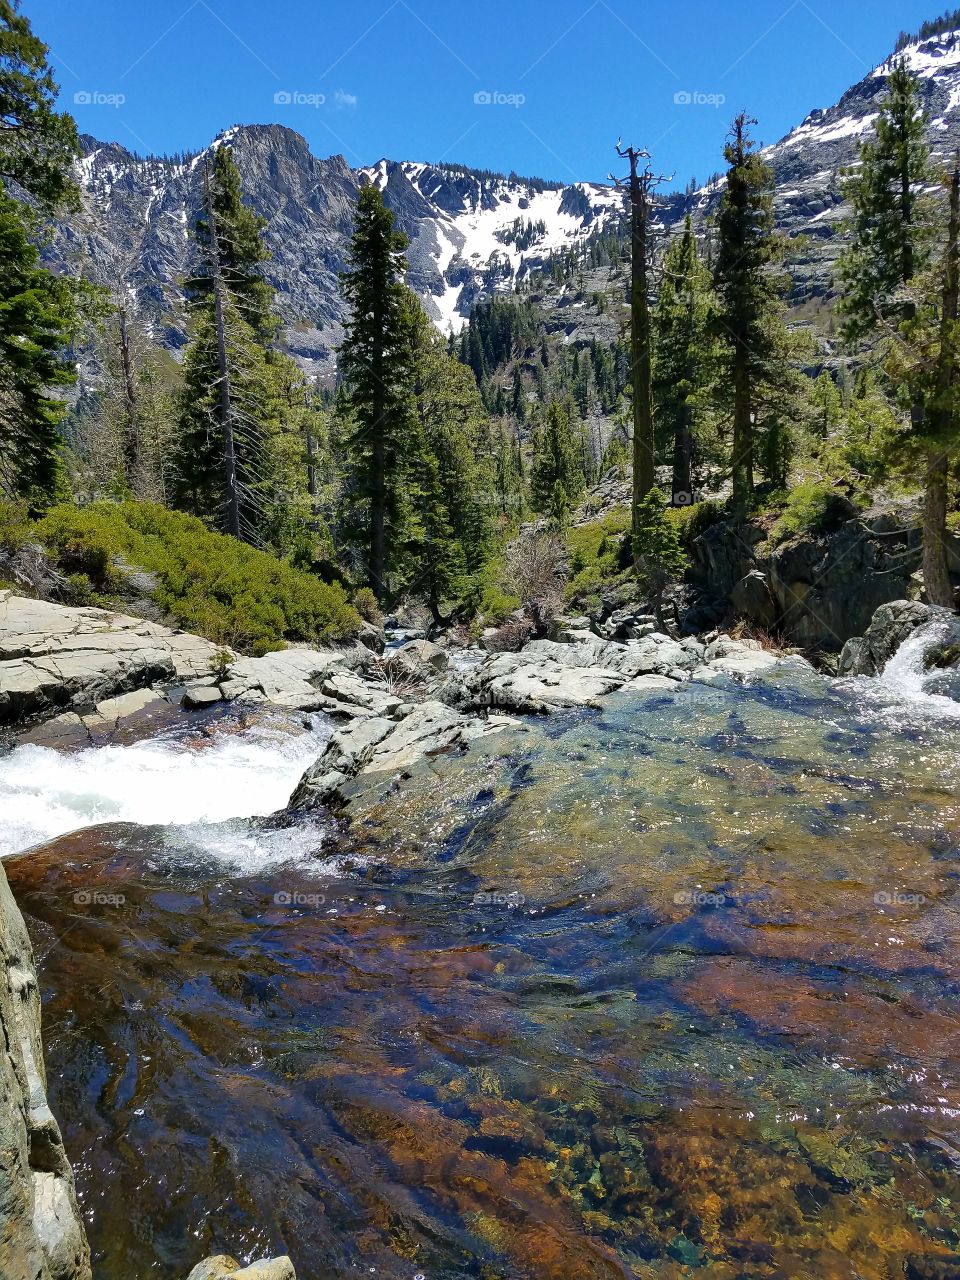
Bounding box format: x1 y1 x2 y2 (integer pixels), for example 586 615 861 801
873 28 960 79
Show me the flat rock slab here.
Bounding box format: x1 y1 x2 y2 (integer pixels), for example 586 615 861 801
0 591 222 724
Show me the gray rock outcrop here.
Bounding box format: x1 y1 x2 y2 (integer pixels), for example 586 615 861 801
0 591 222 724
839 600 960 676
0 862 91 1280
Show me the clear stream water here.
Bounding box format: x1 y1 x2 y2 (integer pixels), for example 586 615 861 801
4 632 960 1278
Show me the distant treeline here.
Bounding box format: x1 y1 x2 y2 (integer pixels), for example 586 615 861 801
895 8 960 50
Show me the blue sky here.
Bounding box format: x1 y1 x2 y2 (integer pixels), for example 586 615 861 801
42 0 943 188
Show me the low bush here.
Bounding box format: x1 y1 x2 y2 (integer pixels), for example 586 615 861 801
32 501 360 654
352 585 382 625
769 483 856 544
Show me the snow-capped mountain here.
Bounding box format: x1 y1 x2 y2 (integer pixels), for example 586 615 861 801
49 20 960 376
358 159 622 332
51 127 622 380
682 24 960 306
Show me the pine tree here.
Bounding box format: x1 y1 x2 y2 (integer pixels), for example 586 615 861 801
0 189 79 501
837 63 957 606
653 215 715 504
0 0 82 503
338 185 417 599
632 486 688 625
187 145 276 341
0 0 80 213
70 297 178 502
613 144 668 538
712 113 790 507
407 300 495 615
175 150 277 540
529 399 586 515
838 61 931 344
810 370 844 439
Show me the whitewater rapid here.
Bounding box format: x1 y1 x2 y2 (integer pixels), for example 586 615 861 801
0 716 333 861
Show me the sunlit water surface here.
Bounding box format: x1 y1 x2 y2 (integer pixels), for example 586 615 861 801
5 638 960 1278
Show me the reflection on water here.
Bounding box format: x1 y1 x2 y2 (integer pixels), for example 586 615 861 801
9 663 960 1278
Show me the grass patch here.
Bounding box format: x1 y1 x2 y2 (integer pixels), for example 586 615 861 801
566 507 632 607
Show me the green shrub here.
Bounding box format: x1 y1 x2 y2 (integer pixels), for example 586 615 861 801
565 507 631 601
478 583 521 624
769 484 855 544
667 499 723 543
33 501 360 653
352 585 382 625
0 501 33 553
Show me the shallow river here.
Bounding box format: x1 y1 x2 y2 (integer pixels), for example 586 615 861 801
3 635 960 1278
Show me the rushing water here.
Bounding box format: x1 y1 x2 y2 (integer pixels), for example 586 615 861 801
5 638 960 1278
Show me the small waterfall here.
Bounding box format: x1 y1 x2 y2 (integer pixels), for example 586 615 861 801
0 714 333 861
872 617 960 718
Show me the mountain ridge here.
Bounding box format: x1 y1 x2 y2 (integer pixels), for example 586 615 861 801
49 21 960 379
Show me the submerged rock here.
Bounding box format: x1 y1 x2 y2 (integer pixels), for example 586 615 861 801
184 1256 295 1280
289 700 515 812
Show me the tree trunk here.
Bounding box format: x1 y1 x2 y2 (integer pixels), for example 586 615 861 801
369 410 386 599
627 152 656 535
672 398 692 505
204 162 240 540
924 449 953 606
731 345 753 508
924 156 960 609
117 306 139 486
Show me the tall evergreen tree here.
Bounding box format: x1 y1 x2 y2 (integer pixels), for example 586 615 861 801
0 190 79 500
0 0 82 503
407 301 495 616
529 399 586 516
0 0 80 213
338 185 417 599
838 62 931 344
653 215 715 504
614 144 667 538
837 62 956 606
175 146 317 553
712 113 789 506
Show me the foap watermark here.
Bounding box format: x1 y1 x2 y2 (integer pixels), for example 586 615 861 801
674 889 726 907
874 889 926 907
74 890 125 907
274 890 327 907
472 890 525 908
674 90 726 109
74 90 125 108
274 90 326 108
474 90 526 108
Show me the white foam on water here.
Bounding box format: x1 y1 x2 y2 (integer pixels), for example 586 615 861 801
844 618 960 725
0 719 333 860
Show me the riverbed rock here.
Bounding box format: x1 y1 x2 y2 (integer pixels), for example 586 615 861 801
838 600 960 676
396 638 448 672
181 685 224 710
184 1257 296 1280
289 701 515 812
0 591 223 725
225 648 345 708
0 861 91 1280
